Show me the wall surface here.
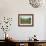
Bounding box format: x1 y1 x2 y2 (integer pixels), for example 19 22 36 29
0 0 46 40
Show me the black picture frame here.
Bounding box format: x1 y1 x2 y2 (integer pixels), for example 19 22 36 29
18 14 34 27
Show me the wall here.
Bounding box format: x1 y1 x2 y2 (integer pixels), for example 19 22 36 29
0 0 46 40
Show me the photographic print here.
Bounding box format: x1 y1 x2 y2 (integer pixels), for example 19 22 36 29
18 14 34 26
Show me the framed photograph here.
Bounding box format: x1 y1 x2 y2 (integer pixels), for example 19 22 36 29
18 14 34 26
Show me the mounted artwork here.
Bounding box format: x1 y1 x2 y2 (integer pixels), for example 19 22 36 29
29 0 44 8
18 14 34 27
